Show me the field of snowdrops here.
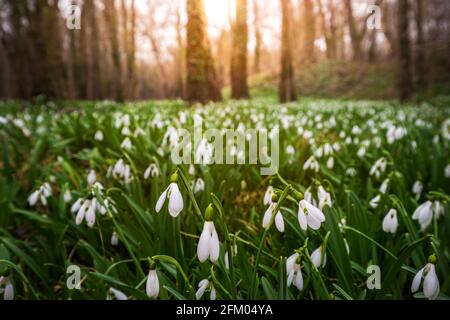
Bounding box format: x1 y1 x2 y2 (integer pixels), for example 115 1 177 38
0 98 449 300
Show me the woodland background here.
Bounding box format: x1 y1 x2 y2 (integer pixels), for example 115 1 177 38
0 0 449 103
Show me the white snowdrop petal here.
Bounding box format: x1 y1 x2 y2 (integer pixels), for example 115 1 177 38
197 223 211 263
155 187 169 213
209 225 220 263
168 183 183 217
275 211 285 233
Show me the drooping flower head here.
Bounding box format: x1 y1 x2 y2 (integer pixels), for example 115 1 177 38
155 172 184 217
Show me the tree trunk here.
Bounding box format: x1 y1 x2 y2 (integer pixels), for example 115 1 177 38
318 0 337 60
415 0 426 90
279 0 296 103
30 1 68 98
302 0 316 63
175 6 185 98
344 0 363 61
230 0 249 99
104 0 123 101
253 0 262 74
398 0 412 101
186 0 222 103
128 0 136 100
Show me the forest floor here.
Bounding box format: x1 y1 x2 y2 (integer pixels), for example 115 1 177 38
0 98 449 300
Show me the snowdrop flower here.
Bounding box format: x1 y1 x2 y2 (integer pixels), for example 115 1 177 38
87 170 96 186
326 157 334 169
155 174 183 217
262 202 284 232
108 287 127 300
224 245 238 270
412 201 433 231
120 137 132 150
263 186 274 205
411 263 439 300
303 156 319 172
297 200 326 231
111 231 119 246
286 145 295 155
351 125 362 135
64 190 72 203
445 164 450 178
311 245 327 268
370 194 381 208
412 181 423 198
195 138 214 164
196 279 216 300
286 253 303 291
144 164 159 179
94 130 104 141
74 198 106 228
146 270 159 299
346 167 357 177
379 179 389 194
0 276 14 300
317 186 332 210
71 198 84 214
27 182 52 207
382 209 398 234
369 157 387 179
194 178 205 194
197 209 220 263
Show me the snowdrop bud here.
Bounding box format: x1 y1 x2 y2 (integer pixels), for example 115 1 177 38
445 164 450 178
4 281 14 300
146 270 159 299
382 209 398 234
311 246 327 268
87 170 96 186
370 194 381 208
64 190 72 203
274 211 285 233
326 157 334 169
111 232 119 246
263 186 274 205
262 202 277 230
94 130 104 141
27 191 39 207
379 179 389 194
412 181 423 197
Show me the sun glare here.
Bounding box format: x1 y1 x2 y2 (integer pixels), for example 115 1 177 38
204 0 236 30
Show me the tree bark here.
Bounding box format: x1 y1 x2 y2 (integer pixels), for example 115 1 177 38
279 0 296 103
186 0 222 103
230 0 249 99
398 0 413 101
415 0 426 90
302 0 316 63
104 0 123 101
253 0 262 74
